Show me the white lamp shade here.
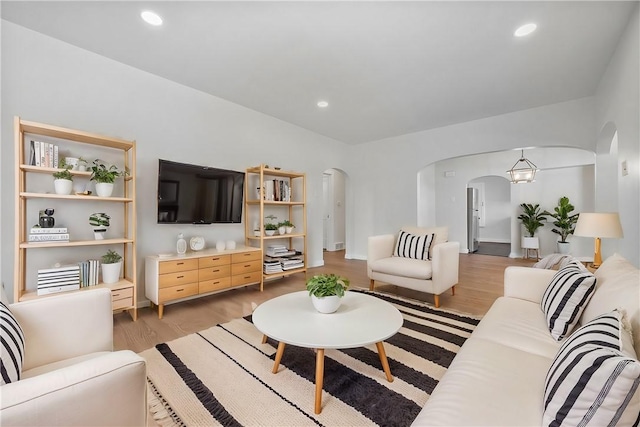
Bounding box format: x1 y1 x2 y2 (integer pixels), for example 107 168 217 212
574 213 623 238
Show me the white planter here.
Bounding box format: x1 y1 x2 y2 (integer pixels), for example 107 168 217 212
265 230 276 236
311 295 342 314
95 182 114 197
286 226 294 234
278 226 286 235
101 262 122 284
93 229 107 240
216 240 226 251
522 236 539 249
54 179 73 195
557 241 571 254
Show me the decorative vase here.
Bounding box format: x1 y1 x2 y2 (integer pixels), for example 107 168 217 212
286 226 294 234
278 226 286 235
311 295 342 314
95 182 114 197
176 233 187 255
216 240 226 251
101 261 122 284
226 240 236 250
54 179 73 195
557 241 571 254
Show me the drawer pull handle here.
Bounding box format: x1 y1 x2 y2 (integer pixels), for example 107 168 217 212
177 289 184 292
113 293 120 297
177 262 184 265
177 275 184 279
244 276 251 279
212 258 220 261
213 269 219 273
244 264 251 267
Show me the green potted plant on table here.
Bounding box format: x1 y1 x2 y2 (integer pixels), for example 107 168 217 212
306 273 350 313
517 203 547 254
543 196 579 254
90 159 125 197
52 163 73 195
101 249 122 284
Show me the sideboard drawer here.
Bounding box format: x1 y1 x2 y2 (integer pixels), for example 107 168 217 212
231 270 262 287
199 277 231 293
159 282 198 303
159 269 199 288
231 251 262 263
231 259 261 276
199 265 231 281
199 255 231 268
159 259 199 274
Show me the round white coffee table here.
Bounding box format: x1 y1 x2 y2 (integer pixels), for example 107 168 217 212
252 290 403 414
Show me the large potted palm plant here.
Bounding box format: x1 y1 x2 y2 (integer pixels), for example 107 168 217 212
517 203 548 251
543 196 579 254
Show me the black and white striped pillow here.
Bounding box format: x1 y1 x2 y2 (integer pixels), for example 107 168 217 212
541 261 597 341
1 301 25 384
393 231 434 261
544 310 640 426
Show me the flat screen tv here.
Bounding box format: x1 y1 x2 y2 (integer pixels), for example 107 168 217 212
157 159 244 224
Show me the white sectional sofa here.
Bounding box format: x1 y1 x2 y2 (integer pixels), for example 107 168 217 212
413 253 640 426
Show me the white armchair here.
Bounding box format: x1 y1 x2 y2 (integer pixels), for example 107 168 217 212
367 226 460 307
1 288 147 426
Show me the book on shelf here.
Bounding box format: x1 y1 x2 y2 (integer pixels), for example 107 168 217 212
28 234 70 242
37 264 80 275
30 227 68 234
37 283 80 296
33 140 40 166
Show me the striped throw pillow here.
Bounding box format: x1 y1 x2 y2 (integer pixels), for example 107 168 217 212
393 231 434 261
1 301 25 385
544 310 640 427
541 261 597 341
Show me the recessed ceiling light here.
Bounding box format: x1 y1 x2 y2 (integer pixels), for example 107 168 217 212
514 23 537 37
141 10 163 26
317 101 329 108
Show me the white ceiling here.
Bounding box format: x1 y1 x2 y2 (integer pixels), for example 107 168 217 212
2 1 635 144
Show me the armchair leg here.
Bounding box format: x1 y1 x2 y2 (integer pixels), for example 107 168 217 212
369 279 375 291
451 286 456 296
434 294 440 308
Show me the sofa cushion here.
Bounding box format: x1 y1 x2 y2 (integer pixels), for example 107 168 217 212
543 310 640 427
582 253 640 356
393 231 434 260
401 226 448 247
470 296 561 359
369 256 432 280
1 301 25 385
541 261 596 341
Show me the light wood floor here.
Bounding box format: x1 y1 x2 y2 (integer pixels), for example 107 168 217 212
114 251 535 353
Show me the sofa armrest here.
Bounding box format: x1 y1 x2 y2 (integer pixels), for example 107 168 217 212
431 242 460 294
367 234 395 274
1 351 147 427
503 266 556 304
10 288 113 371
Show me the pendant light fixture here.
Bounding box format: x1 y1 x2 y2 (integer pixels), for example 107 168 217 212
507 149 538 184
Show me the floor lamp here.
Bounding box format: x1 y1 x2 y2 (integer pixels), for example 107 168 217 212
574 213 623 268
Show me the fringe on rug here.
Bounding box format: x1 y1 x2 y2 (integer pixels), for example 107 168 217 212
147 379 185 427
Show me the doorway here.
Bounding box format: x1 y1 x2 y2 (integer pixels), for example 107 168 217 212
468 176 511 257
322 169 346 252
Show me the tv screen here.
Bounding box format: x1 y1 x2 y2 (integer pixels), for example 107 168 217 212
157 159 244 224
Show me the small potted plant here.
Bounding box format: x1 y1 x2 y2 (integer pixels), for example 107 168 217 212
281 219 295 234
52 163 73 195
76 157 88 172
89 212 110 240
277 221 287 235
306 273 350 313
101 249 122 284
543 196 579 254
517 203 547 252
90 159 125 197
264 222 278 236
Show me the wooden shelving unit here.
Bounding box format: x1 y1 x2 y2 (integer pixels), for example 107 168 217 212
244 164 307 286
14 117 137 320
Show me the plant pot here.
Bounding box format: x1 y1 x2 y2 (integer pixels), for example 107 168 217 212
311 295 342 314
557 241 571 254
93 228 107 240
95 182 114 197
54 178 73 195
265 230 276 236
278 226 286 235
286 226 294 234
522 236 539 249
101 261 122 284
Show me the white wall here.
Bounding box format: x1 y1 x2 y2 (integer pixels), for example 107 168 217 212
595 5 639 266
0 22 350 302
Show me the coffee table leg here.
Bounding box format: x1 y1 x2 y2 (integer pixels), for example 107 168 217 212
272 342 286 374
375 342 394 382
315 348 325 414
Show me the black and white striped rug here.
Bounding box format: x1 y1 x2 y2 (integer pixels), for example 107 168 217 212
140 290 480 427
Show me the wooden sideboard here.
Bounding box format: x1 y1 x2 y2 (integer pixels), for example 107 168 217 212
145 246 262 318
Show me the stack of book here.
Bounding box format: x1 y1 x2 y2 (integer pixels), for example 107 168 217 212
266 245 295 257
281 257 304 271
37 265 80 295
28 227 69 243
29 140 60 168
78 259 101 287
263 259 283 274
262 180 291 201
